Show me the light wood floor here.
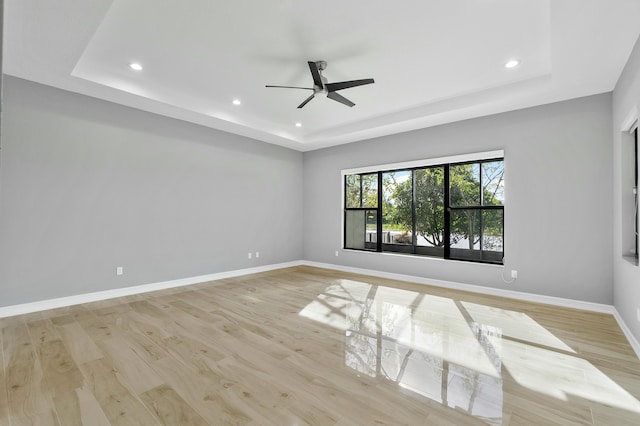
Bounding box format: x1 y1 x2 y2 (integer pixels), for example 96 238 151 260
1 266 639 425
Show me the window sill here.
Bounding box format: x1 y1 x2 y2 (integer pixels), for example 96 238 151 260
622 254 639 266
342 248 504 268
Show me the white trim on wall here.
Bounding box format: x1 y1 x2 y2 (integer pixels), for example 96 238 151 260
304 261 613 312
612 308 640 359
0 261 303 318
620 104 638 132
303 261 640 359
341 149 505 176
1 259 638 359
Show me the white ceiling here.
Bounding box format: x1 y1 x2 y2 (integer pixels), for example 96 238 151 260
4 0 640 151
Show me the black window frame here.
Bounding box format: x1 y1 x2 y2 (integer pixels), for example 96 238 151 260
635 128 638 261
343 156 504 265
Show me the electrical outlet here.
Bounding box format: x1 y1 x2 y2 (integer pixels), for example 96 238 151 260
335 250 339 257
116 266 123 276
511 270 518 279
248 252 252 259
255 252 260 258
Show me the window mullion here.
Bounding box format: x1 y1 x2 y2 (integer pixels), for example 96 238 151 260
444 164 451 259
635 129 638 260
343 175 347 249
501 208 505 264
479 207 484 256
412 169 417 254
479 162 484 256
377 171 383 252
479 162 484 206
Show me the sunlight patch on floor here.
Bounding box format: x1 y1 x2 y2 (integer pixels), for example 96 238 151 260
298 279 640 420
462 301 575 353
500 338 640 413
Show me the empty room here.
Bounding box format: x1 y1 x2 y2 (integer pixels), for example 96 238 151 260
2 1 640 425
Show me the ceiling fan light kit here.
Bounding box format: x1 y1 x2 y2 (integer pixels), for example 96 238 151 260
266 61 375 109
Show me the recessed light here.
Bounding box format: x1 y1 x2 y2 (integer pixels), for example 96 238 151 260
129 62 143 71
295 122 302 127
232 99 241 106
505 59 520 69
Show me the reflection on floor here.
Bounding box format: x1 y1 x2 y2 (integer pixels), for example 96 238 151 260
1 266 639 425
298 270 640 425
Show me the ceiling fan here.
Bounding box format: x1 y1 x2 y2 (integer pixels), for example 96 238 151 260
266 60 374 108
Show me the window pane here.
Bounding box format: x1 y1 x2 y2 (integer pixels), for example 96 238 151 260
365 210 378 249
382 170 413 246
345 173 378 208
450 208 503 262
345 210 366 249
345 209 377 250
482 161 504 206
450 163 480 207
361 173 378 208
482 209 504 258
415 167 445 248
345 174 361 208
450 209 481 252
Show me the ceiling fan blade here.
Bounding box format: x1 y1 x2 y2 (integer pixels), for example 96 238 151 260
266 85 314 90
308 61 324 89
325 78 375 92
327 91 355 107
297 94 315 109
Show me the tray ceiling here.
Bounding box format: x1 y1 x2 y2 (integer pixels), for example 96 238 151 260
4 0 640 151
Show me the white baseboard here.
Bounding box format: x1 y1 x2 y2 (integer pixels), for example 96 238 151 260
301 261 640 359
0 258 616 318
301 261 614 313
2 259 639 360
612 308 640 360
0 261 303 318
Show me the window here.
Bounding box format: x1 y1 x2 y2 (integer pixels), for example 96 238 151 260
343 153 504 264
621 122 638 264
344 173 378 250
632 125 638 265
635 128 639 261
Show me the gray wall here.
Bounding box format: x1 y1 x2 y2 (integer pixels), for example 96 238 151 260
0 74 619 310
0 76 303 307
613 36 640 343
1 0 3 115
303 94 613 304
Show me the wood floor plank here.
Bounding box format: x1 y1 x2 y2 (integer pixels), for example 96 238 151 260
73 311 121 342
213 346 343 424
98 336 164 395
46 306 93 327
1 266 639 425
78 358 160 425
0 386 8 426
9 410 60 426
27 320 84 393
149 354 254 424
56 321 104 365
63 385 112 426
139 384 209 426
591 399 640 426
25 318 103 425
50 387 106 426
2 323 56 420
0 326 8 426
